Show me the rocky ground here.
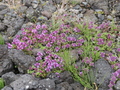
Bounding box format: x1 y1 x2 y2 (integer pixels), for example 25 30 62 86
0 0 120 90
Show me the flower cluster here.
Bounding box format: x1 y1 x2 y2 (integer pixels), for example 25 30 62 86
29 51 64 77
108 69 120 90
82 57 94 66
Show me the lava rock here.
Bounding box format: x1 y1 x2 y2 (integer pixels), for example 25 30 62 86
70 82 84 90
56 82 73 90
83 10 98 22
8 49 36 73
0 23 7 31
0 59 13 76
41 10 52 18
38 78 55 90
114 80 120 90
1 86 13 90
32 0 39 9
0 4 8 11
94 59 113 90
55 71 74 84
10 74 36 90
0 8 10 15
22 0 32 7
2 72 19 85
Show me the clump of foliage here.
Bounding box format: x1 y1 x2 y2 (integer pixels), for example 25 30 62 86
0 34 4 45
8 13 120 89
0 78 5 89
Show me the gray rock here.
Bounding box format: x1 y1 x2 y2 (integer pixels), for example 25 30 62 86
2 72 19 85
0 23 6 31
56 82 73 90
55 71 74 84
0 45 13 76
13 17 24 30
8 49 36 73
69 9 80 14
22 0 32 7
70 82 84 90
0 8 10 15
73 5 81 10
94 59 113 90
114 3 120 13
10 74 35 90
6 27 16 37
43 2 57 13
83 10 98 22
0 58 13 76
41 10 52 18
53 0 62 4
38 78 55 90
37 16 48 21
0 45 7 59
0 5 8 11
26 6 34 18
0 15 4 20
1 86 13 90
107 15 114 20
17 5 27 14
88 0 109 14
114 80 120 90
32 0 39 9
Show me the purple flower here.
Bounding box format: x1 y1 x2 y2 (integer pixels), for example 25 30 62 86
72 43 77 47
107 34 112 39
55 47 60 52
107 56 117 62
34 63 40 68
79 72 83 76
94 46 100 51
41 24 47 29
111 76 117 82
117 48 120 52
31 29 37 34
36 24 41 30
73 27 81 32
37 52 44 56
97 33 102 37
100 52 105 57
77 39 85 43
46 43 52 47
65 44 71 48
22 31 27 35
97 38 104 45
108 83 113 88
107 41 113 47
67 37 76 42
113 72 119 77
36 56 42 61
7 43 13 49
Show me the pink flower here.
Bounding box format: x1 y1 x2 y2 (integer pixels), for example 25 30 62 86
7 43 13 49
46 43 52 47
31 29 37 34
94 46 100 51
100 52 105 57
36 24 41 30
41 24 47 29
55 47 60 52
73 27 81 32
117 48 120 52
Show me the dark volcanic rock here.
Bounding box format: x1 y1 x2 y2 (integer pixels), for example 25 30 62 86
94 59 113 90
8 49 36 73
0 45 13 76
2 72 19 85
